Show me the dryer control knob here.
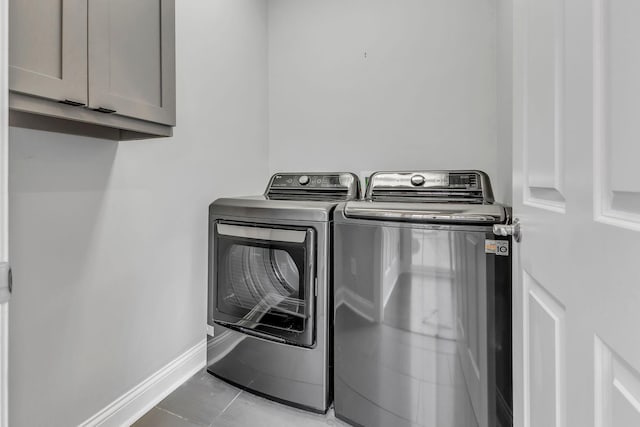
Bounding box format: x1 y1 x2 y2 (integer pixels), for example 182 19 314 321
411 175 425 186
299 175 310 185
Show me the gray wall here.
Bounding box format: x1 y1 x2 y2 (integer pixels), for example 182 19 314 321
267 0 501 199
8 1 269 426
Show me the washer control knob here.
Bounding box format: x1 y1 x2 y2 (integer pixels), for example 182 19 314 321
411 175 425 186
299 175 310 185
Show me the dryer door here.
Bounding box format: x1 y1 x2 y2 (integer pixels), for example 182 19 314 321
211 221 316 347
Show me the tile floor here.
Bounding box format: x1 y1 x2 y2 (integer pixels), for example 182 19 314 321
133 369 349 427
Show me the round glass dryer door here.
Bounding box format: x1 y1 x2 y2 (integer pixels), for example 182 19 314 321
225 245 303 322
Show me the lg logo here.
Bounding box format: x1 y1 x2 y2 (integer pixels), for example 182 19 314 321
485 240 510 256
495 241 509 256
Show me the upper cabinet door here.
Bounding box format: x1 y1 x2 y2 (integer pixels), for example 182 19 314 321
88 0 176 126
9 0 88 105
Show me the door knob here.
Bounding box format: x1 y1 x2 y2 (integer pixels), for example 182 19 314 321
0 262 10 303
493 218 521 242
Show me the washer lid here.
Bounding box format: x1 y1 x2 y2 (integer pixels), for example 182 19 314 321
343 201 507 224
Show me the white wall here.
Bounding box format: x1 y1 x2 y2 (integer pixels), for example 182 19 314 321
268 0 500 198
8 1 269 426
496 0 513 204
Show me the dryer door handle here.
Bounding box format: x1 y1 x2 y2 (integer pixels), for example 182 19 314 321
216 223 307 243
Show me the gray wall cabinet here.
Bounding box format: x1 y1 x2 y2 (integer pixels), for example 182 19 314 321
9 0 88 105
9 0 176 140
89 0 176 126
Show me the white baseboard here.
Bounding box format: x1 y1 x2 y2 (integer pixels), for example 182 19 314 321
79 338 207 427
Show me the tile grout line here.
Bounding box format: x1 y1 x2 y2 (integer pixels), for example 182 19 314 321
209 389 243 427
155 406 198 424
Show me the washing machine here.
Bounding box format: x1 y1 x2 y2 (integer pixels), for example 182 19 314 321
206 172 360 413
333 170 513 427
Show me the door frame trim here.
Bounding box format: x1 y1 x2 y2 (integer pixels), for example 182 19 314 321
0 0 10 423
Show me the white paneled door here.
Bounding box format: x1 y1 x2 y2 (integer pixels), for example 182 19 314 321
0 0 8 425
513 0 640 426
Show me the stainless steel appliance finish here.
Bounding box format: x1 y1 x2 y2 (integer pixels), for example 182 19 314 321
207 172 360 413
333 170 512 427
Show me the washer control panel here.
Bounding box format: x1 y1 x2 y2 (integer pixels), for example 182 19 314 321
365 170 494 204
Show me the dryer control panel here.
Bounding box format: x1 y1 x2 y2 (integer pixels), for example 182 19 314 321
266 173 361 201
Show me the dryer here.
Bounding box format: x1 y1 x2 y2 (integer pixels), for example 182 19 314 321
206 172 360 413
